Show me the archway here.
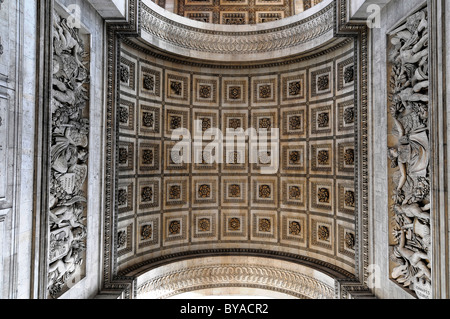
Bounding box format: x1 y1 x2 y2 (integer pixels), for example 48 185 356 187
135 256 337 299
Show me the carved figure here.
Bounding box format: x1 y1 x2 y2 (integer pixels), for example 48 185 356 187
392 229 431 282
387 8 431 297
48 247 84 290
393 202 430 222
388 117 429 191
402 217 431 249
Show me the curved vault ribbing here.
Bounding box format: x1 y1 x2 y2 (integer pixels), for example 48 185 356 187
134 256 337 299
136 0 337 63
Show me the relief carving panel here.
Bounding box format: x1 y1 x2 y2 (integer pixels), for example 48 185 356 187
387 8 431 299
47 11 90 298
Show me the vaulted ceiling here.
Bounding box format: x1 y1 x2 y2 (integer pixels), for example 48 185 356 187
113 0 359 283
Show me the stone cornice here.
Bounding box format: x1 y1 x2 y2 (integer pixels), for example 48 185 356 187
123 36 352 68
117 249 355 279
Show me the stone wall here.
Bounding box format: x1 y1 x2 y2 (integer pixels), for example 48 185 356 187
0 0 38 299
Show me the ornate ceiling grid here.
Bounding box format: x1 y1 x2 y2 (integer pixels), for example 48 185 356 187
115 37 357 276
175 0 293 24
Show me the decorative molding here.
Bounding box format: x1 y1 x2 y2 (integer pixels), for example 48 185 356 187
0 89 8 208
428 0 449 299
335 0 370 286
117 248 355 279
102 0 140 289
123 36 352 69
337 279 376 299
136 264 335 299
140 1 333 55
0 0 3 56
303 0 324 11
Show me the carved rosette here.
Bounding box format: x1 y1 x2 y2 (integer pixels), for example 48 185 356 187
387 8 431 299
47 11 90 298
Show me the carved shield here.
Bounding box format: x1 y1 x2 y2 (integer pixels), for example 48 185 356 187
49 226 71 264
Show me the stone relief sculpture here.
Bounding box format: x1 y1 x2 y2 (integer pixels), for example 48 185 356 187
48 11 89 298
387 8 431 299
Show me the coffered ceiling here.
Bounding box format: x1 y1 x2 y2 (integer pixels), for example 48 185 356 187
175 0 293 24
115 36 357 277
158 0 324 24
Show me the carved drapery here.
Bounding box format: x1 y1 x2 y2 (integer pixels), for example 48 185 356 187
47 11 90 298
387 7 431 299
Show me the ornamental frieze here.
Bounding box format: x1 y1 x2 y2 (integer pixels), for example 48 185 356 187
140 1 334 55
136 264 335 299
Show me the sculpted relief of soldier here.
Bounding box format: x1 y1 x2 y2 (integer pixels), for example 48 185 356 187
387 9 431 298
47 12 89 298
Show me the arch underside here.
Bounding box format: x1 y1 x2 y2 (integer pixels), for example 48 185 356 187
134 255 340 299
109 0 367 298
